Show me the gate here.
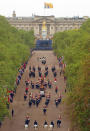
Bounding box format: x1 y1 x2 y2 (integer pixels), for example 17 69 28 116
34 40 52 50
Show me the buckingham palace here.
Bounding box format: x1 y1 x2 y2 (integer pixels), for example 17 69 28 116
7 11 88 39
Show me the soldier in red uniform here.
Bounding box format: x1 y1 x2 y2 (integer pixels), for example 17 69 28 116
55 86 58 93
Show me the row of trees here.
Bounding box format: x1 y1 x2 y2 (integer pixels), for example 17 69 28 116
0 16 34 121
53 19 90 131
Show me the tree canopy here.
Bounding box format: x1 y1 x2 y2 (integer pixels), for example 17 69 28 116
0 16 34 121
53 19 90 131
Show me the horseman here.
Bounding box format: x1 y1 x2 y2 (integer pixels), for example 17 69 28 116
55 86 58 93
25 79 30 87
53 71 57 77
36 81 40 89
29 92 32 99
38 71 42 77
46 92 51 100
55 98 59 107
33 66 35 72
33 96 36 105
25 115 30 128
24 92 27 101
45 65 48 71
57 116 61 128
34 120 38 129
50 121 54 128
48 80 52 88
43 106 47 115
52 65 55 72
31 81 34 89
25 87 29 94
58 94 62 103
44 120 48 128
38 66 41 72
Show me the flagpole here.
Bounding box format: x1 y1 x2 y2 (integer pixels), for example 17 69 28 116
44 7 45 16
43 2 53 16
44 1 45 16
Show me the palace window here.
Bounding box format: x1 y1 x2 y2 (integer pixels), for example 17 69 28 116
65 27 68 30
31 27 33 30
56 27 58 30
60 27 62 30
36 27 38 29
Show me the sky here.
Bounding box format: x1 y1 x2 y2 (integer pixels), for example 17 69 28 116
0 0 90 17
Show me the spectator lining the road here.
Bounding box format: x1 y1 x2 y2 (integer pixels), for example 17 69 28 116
12 109 14 117
57 115 61 128
0 121 2 128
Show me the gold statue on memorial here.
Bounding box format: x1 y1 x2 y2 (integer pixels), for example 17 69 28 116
42 21 47 31
42 21 47 40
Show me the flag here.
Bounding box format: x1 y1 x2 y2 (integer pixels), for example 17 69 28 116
44 3 53 8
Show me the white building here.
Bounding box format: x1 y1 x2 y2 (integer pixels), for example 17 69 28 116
6 11 88 39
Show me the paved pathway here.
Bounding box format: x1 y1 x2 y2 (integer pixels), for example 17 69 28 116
0 51 71 131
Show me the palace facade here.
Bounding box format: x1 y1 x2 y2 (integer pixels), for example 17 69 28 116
7 11 88 39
